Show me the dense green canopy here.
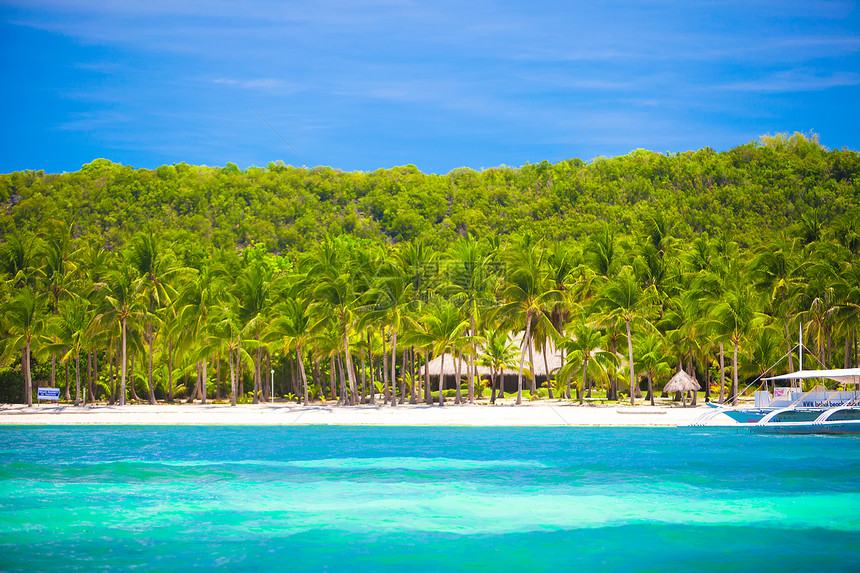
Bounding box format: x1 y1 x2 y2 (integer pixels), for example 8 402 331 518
3 133 856 253
1 133 858 406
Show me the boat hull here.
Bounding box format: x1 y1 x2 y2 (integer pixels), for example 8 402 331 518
746 421 860 434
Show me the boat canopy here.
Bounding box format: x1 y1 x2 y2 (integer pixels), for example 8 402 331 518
764 368 860 385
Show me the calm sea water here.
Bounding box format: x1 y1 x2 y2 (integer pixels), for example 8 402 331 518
1 426 859 572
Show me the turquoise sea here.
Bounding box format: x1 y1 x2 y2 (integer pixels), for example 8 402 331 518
1 426 859 572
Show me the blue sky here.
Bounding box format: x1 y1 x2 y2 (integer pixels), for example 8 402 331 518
2 1 858 174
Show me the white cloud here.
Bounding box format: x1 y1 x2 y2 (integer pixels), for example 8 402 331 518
718 71 860 93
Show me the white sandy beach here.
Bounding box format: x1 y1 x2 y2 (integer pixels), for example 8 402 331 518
0 401 737 426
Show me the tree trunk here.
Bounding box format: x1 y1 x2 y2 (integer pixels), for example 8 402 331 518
312 359 320 397
382 328 389 405
410 346 418 404
390 329 398 407
468 313 476 403
424 350 431 404
732 339 739 407
216 358 222 401
368 331 375 405
337 354 346 406
438 353 446 407
266 350 272 402
120 318 127 406
719 342 725 404
579 355 589 406
648 372 654 406
51 353 56 388
130 353 141 401
704 355 711 402
329 356 336 402
490 369 497 404
228 348 236 407
528 339 536 396
108 349 114 405
74 350 81 407
147 321 156 404
455 350 463 405
607 336 617 401
237 336 244 400
626 318 635 406
201 359 208 404
288 349 296 397
400 349 407 403
85 350 92 405
22 345 32 406
93 351 99 403
517 311 533 406
298 345 309 406
187 363 199 403
358 349 366 404
252 344 262 404
65 360 71 403
542 340 553 399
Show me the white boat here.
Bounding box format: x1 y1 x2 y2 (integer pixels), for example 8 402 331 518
726 368 860 434
703 368 860 422
743 405 860 434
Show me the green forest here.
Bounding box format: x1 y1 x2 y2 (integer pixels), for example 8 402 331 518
1 132 858 407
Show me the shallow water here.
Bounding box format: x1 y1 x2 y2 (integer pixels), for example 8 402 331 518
1 426 859 572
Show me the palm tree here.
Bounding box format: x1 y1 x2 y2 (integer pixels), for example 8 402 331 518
100 265 146 406
600 267 651 406
49 297 93 406
499 238 560 405
560 320 618 404
272 296 313 405
476 328 517 403
750 236 805 374
710 286 763 406
363 259 415 407
0 231 43 289
235 257 276 404
3 287 47 406
211 291 243 406
128 231 180 404
445 236 496 403
633 333 672 406
416 299 469 406
40 220 78 389
176 262 223 403
585 224 622 280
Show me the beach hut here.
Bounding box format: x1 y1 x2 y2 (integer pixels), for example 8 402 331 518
425 338 565 396
663 370 701 407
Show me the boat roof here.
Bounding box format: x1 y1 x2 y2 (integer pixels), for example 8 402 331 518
764 368 860 385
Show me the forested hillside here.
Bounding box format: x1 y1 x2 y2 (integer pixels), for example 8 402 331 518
1 133 858 407
2 133 857 253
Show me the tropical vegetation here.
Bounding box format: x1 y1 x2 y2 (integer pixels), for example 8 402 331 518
1 133 858 406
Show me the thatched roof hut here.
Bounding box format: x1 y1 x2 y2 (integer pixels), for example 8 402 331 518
426 353 493 376
664 370 701 406
425 337 564 379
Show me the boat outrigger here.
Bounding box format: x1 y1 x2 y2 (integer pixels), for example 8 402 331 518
691 323 860 434
698 368 860 433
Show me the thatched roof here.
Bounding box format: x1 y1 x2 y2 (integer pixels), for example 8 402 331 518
426 353 493 376
663 370 701 393
425 337 564 377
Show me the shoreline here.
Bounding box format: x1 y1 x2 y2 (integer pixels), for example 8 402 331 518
0 402 736 427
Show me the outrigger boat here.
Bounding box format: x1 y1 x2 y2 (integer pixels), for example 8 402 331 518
697 368 860 433
707 368 860 424
693 325 860 433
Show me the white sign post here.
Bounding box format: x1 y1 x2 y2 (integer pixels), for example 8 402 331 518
37 387 60 406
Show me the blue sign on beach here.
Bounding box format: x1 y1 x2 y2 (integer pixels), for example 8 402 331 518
37 387 60 401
